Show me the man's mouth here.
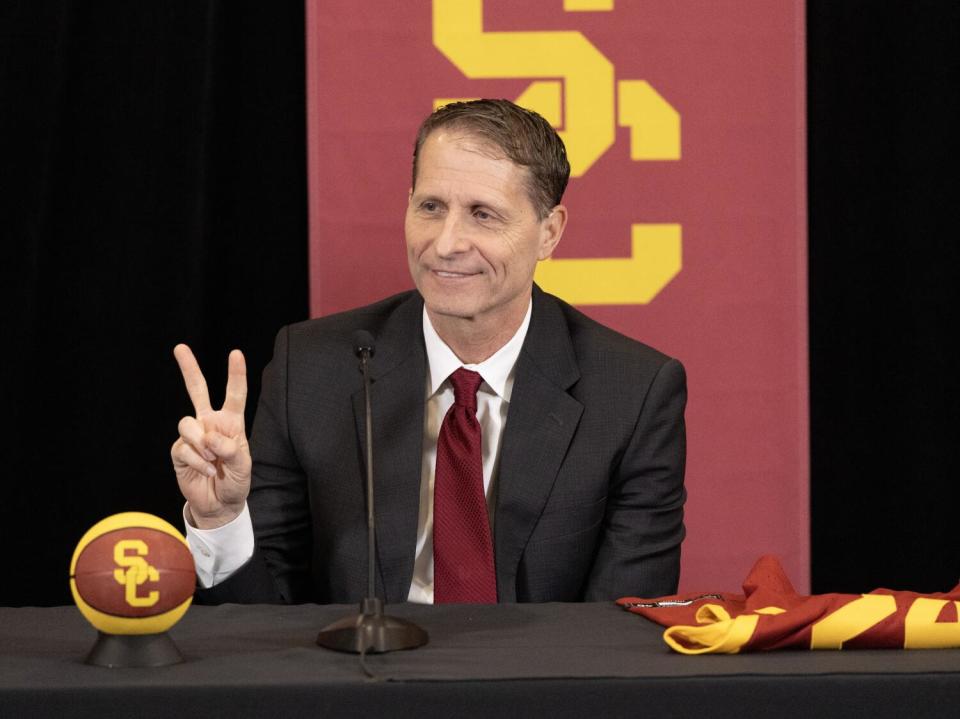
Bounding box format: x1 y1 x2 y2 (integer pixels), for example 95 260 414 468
432 269 479 279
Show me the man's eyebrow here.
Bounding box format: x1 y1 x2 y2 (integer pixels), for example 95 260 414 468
410 192 444 204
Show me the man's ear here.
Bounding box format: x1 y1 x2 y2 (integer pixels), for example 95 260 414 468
537 205 568 260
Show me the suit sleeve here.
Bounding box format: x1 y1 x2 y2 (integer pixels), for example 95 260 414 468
195 326 313 604
583 357 687 600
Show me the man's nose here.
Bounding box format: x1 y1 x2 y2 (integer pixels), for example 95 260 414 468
434 212 471 257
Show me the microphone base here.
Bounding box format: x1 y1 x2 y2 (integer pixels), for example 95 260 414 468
316 597 428 654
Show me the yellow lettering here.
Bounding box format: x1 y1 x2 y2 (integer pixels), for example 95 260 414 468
565 0 614 10
433 0 614 178
618 80 681 160
113 539 150 584
810 595 897 649
432 0 682 306
535 224 681 305
904 598 960 649
113 539 160 608
515 81 563 128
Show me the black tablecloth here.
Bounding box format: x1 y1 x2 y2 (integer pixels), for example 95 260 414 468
2 602 959 717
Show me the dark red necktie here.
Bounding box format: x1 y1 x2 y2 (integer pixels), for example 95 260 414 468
433 368 497 603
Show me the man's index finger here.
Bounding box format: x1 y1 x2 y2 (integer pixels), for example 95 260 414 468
173 343 213 414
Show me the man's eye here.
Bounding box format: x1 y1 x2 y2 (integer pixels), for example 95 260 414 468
420 201 438 212
473 209 492 221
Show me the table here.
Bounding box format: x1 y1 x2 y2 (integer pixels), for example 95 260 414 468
2 602 959 718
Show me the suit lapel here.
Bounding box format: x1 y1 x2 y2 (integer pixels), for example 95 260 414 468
351 294 426 603
494 288 583 601
347 288 583 603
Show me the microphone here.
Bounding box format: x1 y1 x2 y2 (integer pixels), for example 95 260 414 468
353 329 375 359
316 331 428 654
354 330 378 602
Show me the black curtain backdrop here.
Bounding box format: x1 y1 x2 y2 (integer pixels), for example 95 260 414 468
1 1 957 605
2 1 308 605
807 2 960 593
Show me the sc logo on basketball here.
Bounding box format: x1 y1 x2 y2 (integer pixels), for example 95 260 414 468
113 539 161 608
432 0 681 305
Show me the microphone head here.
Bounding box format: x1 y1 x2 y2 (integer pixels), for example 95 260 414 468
353 330 376 359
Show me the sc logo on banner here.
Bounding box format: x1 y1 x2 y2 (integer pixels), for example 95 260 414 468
433 0 681 305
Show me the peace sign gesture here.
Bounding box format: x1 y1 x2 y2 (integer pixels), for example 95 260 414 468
170 344 252 529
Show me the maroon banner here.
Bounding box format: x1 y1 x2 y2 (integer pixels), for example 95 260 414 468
306 0 808 591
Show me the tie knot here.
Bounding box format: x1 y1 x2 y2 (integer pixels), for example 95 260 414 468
449 368 483 411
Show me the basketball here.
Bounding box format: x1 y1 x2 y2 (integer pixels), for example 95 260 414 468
70 512 195 635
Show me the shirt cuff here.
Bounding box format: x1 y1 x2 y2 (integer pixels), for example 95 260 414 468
183 503 255 589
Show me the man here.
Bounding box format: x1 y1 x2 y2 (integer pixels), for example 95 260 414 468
171 99 686 604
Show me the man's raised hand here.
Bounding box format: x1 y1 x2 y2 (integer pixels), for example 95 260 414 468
171 344 252 529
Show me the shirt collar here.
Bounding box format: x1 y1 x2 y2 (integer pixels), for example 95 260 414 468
422 300 532 401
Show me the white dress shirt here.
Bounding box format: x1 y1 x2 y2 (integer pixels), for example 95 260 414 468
184 301 532 603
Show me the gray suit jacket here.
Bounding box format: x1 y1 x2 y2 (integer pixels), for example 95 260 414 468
199 286 686 604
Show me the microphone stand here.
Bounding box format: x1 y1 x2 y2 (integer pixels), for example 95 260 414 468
316 334 428 653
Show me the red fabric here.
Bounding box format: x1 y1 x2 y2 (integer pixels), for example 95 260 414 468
433 369 497 603
618 556 960 652
306 2 809 594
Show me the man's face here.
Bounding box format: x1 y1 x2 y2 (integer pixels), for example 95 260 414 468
405 130 565 330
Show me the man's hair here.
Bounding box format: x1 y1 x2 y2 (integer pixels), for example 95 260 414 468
411 99 570 219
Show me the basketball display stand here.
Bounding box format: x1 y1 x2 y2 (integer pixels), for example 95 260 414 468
85 631 184 668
